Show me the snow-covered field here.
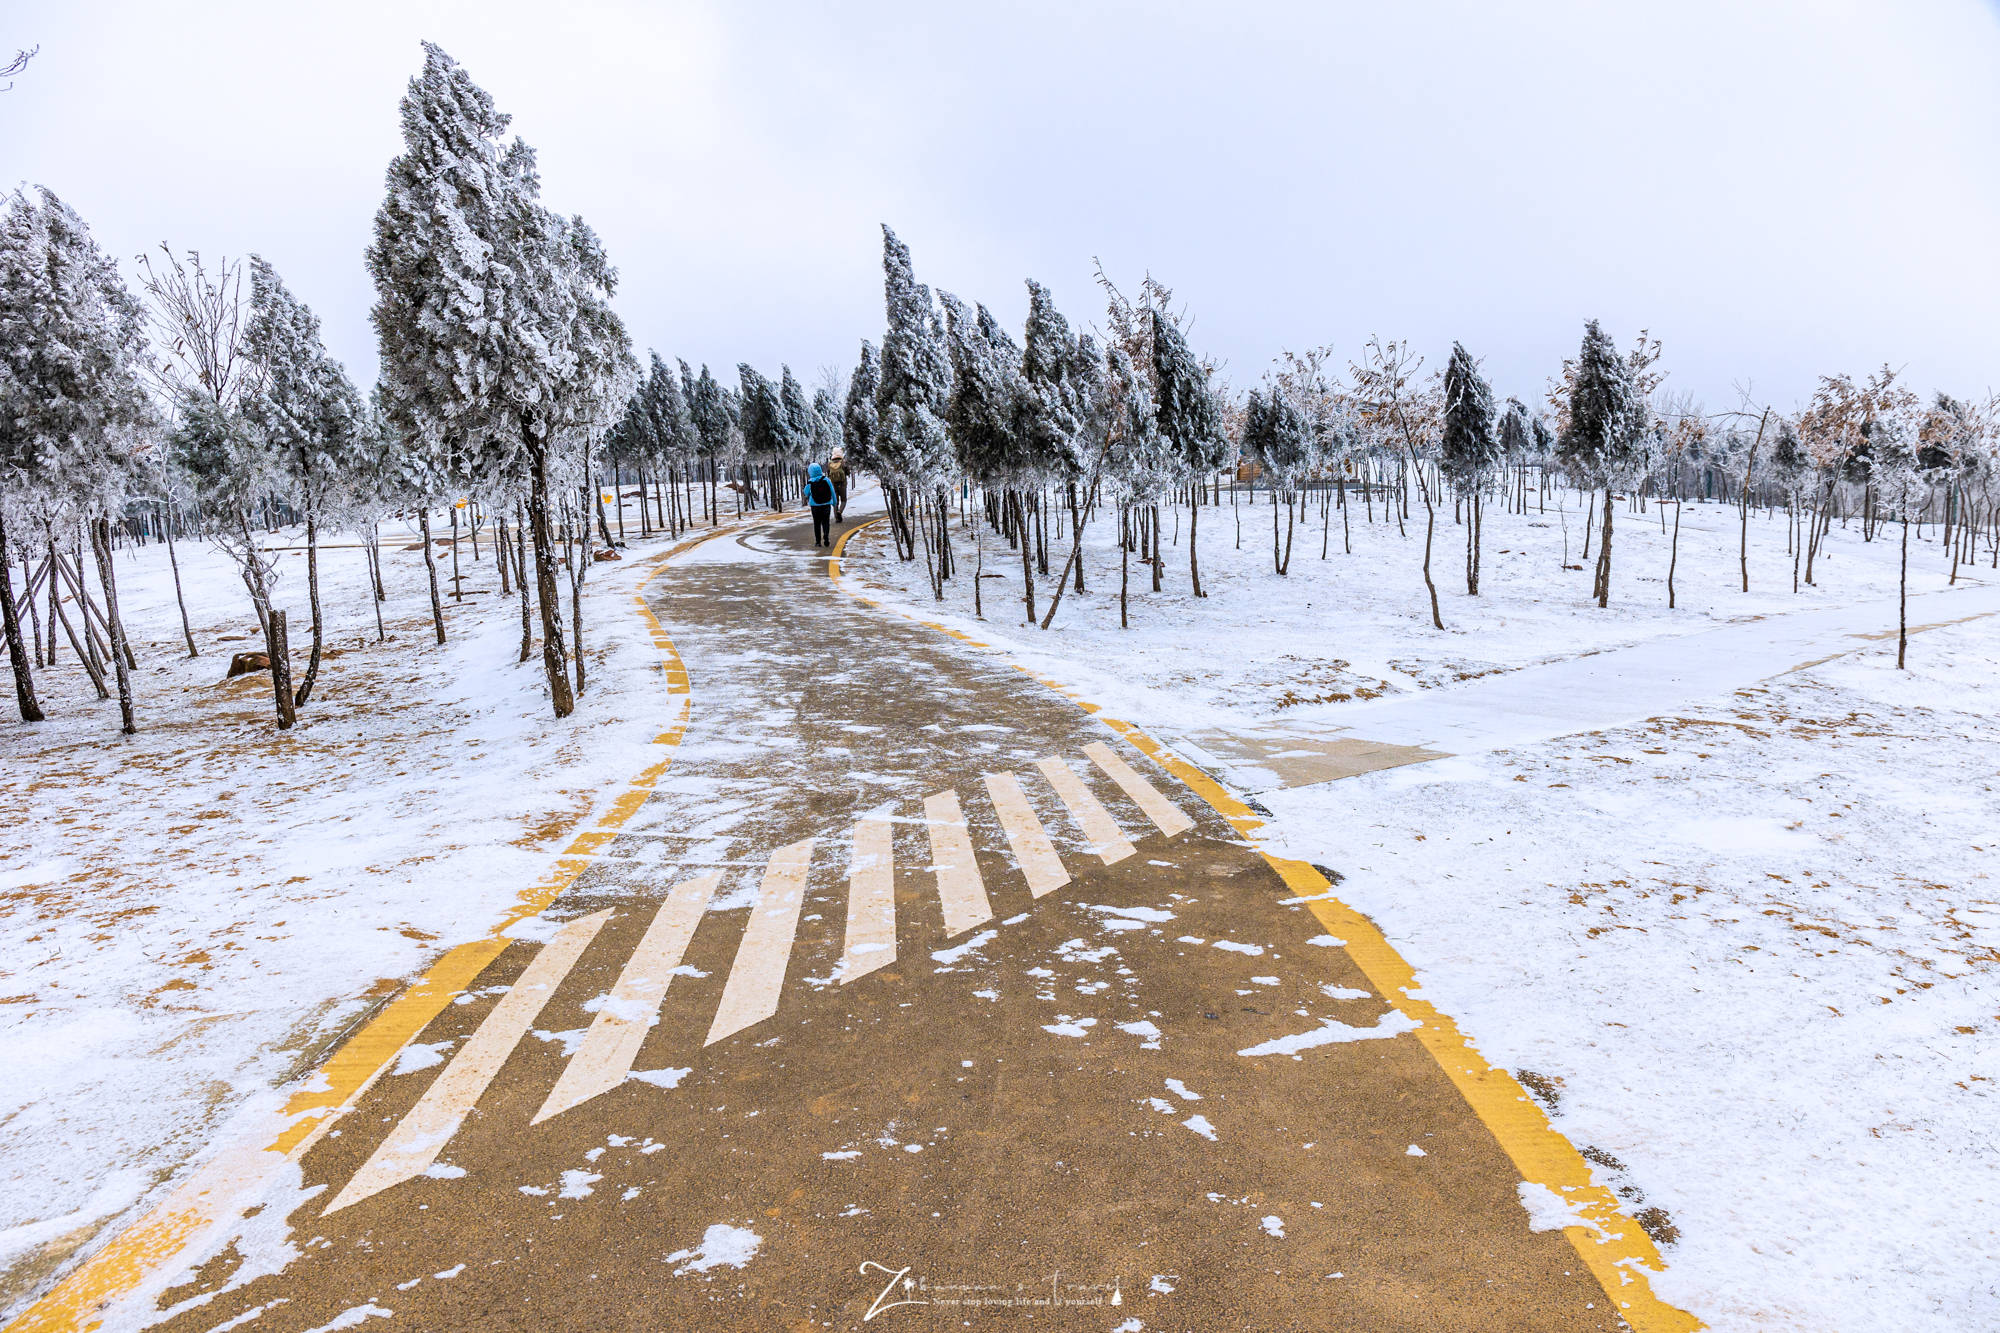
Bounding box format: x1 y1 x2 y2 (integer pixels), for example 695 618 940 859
0 502 720 1314
847 485 2000 1333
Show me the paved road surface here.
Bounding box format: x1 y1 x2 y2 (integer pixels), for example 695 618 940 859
137 502 1628 1332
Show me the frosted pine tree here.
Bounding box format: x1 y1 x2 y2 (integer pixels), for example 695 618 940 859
736 365 784 507
1242 387 1311 575
942 292 1032 617
1020 282 1103 625
1150 308 1229 596
1557 320 1645 607
368 43 629 718
1439 342 1498 595
842 342 882 480
244 256 367 711
0 188 157 730
873 227 955 586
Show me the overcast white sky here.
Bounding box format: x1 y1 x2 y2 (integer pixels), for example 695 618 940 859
8 0 1999 412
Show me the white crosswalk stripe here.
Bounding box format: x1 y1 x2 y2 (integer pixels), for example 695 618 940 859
1084 742 1196 837
924 789 992 936
983 771 1071 897
1035 755 1138 864
841 812 897 982
533 872 720 1124
705 838 816 1046
325 909 611 1214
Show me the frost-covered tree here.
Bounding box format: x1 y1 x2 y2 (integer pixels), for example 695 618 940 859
639 351 695 532
368 42 628 718
1557 320 1648 608
941 292 1035 615
244 256 366 711
685 362 736 525
0 188 156 730
1150 307 1229 596
1439 342 1498 595
872 227 955 578
1350 337 1446 629
736 363 787 508
1242 386 1312 575
842 342 881 479
873 228 953 487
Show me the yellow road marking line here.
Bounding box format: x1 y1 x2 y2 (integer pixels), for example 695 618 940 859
922 790 992 935
5 519 759 1333
324 910 612 1214
533 873 722 1124
1084 740 1195 837
824 513 1702 1333
705 838 816 1046
1034 756 1136 865
840 813 898 983
983 772 1070 898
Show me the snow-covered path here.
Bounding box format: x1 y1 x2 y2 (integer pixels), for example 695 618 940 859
1175 580 2000 790
1303 581 2000 756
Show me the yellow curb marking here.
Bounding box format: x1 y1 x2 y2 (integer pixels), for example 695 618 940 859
534 871 723 1125
983 772 1071 898
705 838 816 1046
840 813 898 983
826 514 1703 1333
922 789 993 936
325 910 612 1213
7 518 758 1333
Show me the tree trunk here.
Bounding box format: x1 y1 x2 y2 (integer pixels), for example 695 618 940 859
515 499 533 664
1119 505 1130 628
163 516 198 658
1271 486 1284 575
1014 491 1036 624
295 516 325 708
1594 486 1615 607
1668 502 1682 609
571 495 590 699
526 435 576 717
1150 503 1163 592
1189 497 1205 598
88 519 136 734
1897 513 1910 669
0 507 44 721
269 608 296 731
449 504 463 602
368 536 386 642
418 507 446 643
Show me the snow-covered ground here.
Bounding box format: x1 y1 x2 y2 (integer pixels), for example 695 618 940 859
847 485 2000 1333
0 500 725 1314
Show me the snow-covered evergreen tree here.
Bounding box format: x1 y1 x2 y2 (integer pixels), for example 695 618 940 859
1557 320 1645 607
0 187 156 730
1150 307 1228 596
842 342 881 477
1242 386 1311 575
367 43 629 718
872 227 953 491
1440 341 1498 595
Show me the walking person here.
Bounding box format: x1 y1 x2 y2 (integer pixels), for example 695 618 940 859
827 449 850 523
804 462 837 548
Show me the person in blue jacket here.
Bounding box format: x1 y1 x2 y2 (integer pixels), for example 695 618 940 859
804 462 837 548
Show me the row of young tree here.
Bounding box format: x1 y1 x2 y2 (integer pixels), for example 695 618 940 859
9 50 1997 738
0 45 826 735
841 232 1999 671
